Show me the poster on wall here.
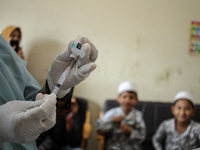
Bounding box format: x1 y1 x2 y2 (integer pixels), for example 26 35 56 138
190 21 200 55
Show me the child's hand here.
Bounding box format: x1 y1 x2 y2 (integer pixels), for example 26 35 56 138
112 115 125 122
120 123 132 134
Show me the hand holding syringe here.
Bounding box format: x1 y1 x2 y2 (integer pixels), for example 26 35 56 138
47 36 98 98
51 37 82 95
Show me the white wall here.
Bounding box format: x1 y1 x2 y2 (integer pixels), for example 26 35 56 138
1 0 200 149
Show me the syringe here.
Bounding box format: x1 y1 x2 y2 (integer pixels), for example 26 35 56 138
51 37 82 95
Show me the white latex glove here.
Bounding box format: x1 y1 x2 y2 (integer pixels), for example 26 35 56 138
47 36 98 98
0 93 56 145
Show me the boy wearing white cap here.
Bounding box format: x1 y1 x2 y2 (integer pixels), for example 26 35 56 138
153 91 200 150
96 81 146 150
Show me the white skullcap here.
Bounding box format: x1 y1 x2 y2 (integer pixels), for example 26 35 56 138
174 91 194 105
118 81 138 95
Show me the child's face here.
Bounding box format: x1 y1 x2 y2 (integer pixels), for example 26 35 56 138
71 97 79 114
117 92 138 114
171 99 195 124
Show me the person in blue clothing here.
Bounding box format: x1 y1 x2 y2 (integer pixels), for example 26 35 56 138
0 34 98 150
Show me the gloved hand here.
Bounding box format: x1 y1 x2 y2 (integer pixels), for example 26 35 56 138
47 36 98 98
0 93 56 145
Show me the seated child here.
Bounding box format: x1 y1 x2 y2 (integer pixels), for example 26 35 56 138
96 81 146 150
152 91 200 150
37 97 83 150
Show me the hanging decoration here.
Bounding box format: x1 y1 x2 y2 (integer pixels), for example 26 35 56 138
189 21 200 55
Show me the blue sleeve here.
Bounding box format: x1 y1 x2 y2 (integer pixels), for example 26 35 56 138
0 35 40 105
